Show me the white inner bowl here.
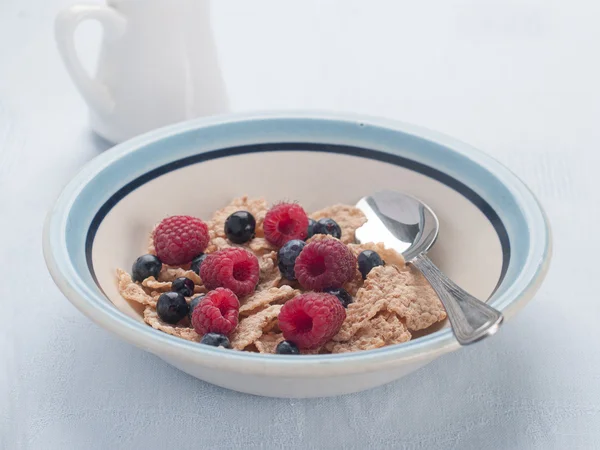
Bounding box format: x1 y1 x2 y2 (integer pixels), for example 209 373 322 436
96 151 504 326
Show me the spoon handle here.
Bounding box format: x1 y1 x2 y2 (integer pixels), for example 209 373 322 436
410 253 504 345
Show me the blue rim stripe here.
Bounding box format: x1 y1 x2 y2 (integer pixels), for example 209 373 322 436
85 142 510 292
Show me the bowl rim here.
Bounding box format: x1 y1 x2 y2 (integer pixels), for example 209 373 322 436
43 110 552 376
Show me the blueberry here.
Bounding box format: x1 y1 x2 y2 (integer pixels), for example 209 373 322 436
156 292 189 324
357 250 384 279
171 277 195 297
201 333 231 348
190 253 207 275
276 340 300 355
306 219 317 239
188 294 205 320
224 211 256 244
315 218 342 239
131 254 162 282
324 287 353 308
277 239 306 280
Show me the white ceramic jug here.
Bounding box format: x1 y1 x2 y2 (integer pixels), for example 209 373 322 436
55 0 228 143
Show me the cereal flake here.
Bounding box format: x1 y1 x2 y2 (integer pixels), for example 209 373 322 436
206 236 235 253
255 333 285 354
310 204 367 244
326 312 411 353
382 265 447 330
143 307 200 342
230 305 282 350
248 237 277 256
158 267 202 285
333 297 388 342
342 265 446 337
116 269 156 307
141 277 171 292
239 285 299 316
257 251 282 290
206 235 274 256
343 268 364 297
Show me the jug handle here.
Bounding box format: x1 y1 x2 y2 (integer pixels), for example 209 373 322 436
55 5 126 116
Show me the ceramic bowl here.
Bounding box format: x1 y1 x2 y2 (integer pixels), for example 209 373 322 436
43 112 551 398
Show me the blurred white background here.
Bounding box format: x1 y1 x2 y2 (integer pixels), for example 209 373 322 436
1 1 599 449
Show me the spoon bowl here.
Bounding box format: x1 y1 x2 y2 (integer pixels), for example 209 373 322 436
356 191 439 261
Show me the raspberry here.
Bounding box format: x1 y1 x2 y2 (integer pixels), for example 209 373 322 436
278 293 346 349
263 203 309 246
200 248 260 297
294 239 356 290
191 288 239 336
153 216 209 265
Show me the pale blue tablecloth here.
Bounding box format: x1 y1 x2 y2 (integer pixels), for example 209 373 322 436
1 1 599 448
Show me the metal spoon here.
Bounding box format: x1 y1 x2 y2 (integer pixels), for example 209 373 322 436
355 190 503 345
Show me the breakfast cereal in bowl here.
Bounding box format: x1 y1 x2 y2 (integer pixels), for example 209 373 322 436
116 196 447 354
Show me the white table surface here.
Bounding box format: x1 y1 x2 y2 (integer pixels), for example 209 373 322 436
1 0 599 449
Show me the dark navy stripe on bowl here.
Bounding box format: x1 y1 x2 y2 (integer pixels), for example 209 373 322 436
85 143 511 294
